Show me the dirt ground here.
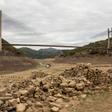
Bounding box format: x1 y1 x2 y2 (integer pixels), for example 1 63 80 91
0 56 37 74
55 56 112 64
0 58 112 112
75 92 112 112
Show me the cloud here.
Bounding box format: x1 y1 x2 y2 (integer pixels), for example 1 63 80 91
0 0 5 8
3 14 35 32
1 0 112 49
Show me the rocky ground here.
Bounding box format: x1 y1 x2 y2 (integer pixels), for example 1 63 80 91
0 64 112 112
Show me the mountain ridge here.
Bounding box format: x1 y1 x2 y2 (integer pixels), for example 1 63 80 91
19 47 62 59
2 39 23 56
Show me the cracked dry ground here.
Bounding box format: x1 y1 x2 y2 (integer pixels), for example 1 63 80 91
0 62 112 112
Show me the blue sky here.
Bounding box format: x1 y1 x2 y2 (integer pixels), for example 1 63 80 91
0 0 111 49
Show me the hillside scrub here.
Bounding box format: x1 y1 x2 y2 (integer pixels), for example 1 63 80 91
62 38 112 57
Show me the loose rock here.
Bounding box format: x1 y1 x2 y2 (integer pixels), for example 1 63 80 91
16 103 26 112
51 106 59 112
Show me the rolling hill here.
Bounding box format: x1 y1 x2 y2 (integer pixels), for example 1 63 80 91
55 38 112 64
2 39 23 56
19 38 112 59
0 39 38 74
62 38 112 57
19 47 62 59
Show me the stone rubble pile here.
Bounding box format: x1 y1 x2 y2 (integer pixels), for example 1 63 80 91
0 64 112 112
61 64 112 88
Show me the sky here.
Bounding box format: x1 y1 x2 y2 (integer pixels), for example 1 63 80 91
0 0 112 49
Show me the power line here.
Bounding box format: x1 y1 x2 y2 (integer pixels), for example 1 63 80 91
3 43 78 48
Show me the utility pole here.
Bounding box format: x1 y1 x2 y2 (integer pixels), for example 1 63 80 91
107 28 112 55
0 10 2 52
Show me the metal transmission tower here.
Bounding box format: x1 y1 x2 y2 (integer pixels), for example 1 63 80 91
107 28 112 55
0 10 2 52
